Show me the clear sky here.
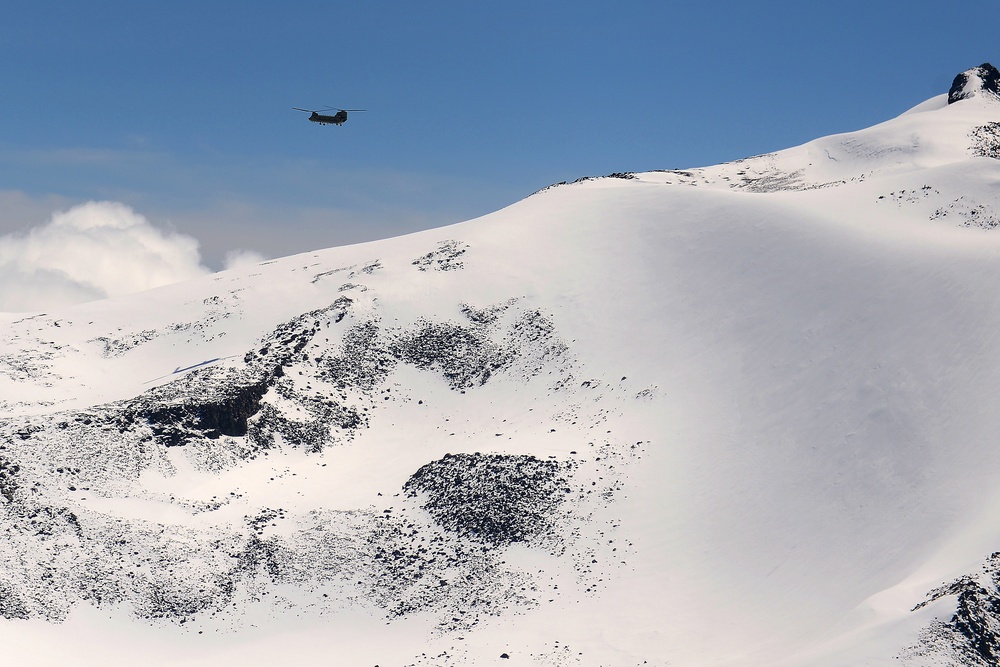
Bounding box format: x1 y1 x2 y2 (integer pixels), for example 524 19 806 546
0 0 996 295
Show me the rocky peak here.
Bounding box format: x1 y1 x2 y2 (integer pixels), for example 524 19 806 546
948 62 1000 104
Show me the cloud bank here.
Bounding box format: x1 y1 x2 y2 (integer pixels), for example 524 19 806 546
0 201 214 312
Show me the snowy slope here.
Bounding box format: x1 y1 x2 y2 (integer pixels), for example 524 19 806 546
4 65 1000 666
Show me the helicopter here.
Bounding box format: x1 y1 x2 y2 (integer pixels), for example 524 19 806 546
293 106 366 126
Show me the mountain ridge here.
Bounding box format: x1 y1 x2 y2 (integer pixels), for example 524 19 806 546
3 65 1000 665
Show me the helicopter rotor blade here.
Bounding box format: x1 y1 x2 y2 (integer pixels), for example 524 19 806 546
294 106 367 114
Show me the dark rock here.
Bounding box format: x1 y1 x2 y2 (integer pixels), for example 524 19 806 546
909 552 1000 664
403 453 572 545
125 372 274 447
948 63 1000 104
394 321 507 390
0 458 21 503
411 240 469 272
319 321 396 391
0 582 29 620
971 122 1000 159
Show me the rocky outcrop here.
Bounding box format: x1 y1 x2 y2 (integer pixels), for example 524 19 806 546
0 291 627 633
127 371 275 447
948 63 1000 104
403 453 573 545
905 552 1000 665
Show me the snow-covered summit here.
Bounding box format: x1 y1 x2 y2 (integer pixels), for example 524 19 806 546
3 64 1000 666
948 61 1000 104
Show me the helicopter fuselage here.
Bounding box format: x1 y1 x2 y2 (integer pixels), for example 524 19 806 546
308 111 348 125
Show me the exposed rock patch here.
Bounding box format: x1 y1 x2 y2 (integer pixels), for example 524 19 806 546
904 552 1000 665
971 122 1000 159
124 370 274 447
403 453 574 545
0 287 630 639
949 63 1000 104
412 241 469 272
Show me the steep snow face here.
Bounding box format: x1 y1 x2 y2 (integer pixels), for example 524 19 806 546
4 69 1000 666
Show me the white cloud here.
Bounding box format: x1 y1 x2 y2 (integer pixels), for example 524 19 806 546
0 201 211 312
223 248 267 270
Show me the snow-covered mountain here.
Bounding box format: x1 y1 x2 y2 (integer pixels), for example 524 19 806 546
4 64 1000 666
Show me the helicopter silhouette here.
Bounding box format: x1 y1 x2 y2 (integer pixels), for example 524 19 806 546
293 106 366 126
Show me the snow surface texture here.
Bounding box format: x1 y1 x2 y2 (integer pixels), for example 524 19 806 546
5 64 1000 665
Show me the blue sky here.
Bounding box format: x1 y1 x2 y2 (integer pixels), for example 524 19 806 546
0 0 996 270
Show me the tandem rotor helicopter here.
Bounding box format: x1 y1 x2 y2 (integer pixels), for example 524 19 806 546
293 106 366 126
